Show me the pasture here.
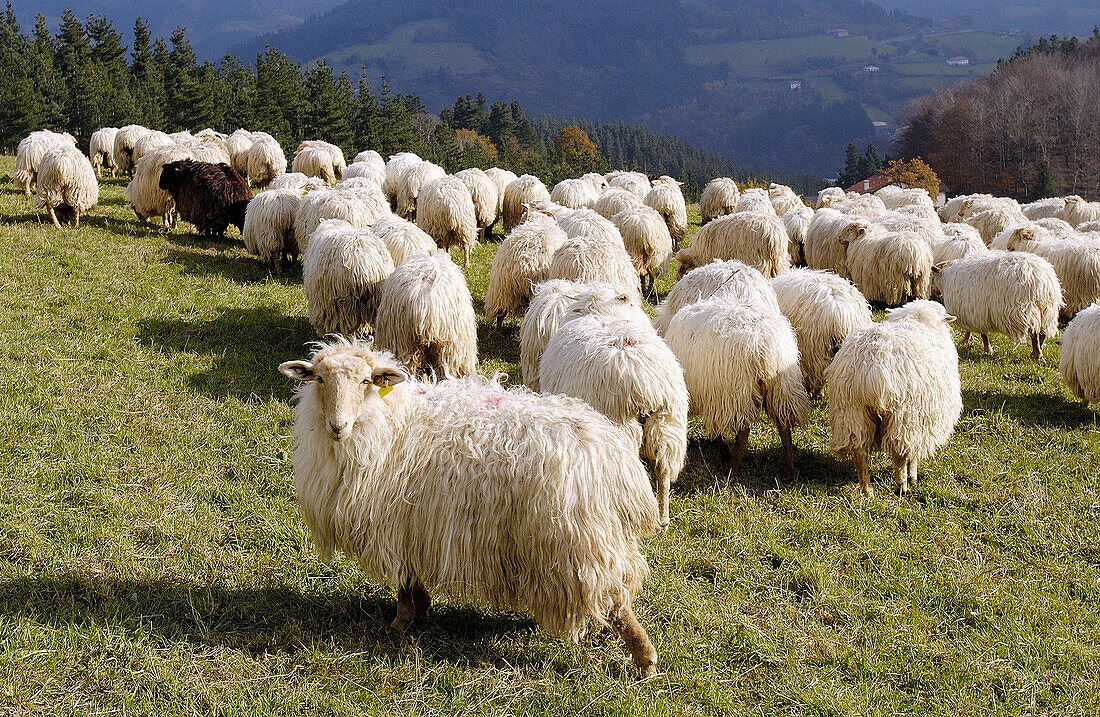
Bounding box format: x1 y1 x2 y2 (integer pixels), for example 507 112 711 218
2 156 1100 714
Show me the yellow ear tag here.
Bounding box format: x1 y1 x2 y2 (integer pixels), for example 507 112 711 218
377 385 393 398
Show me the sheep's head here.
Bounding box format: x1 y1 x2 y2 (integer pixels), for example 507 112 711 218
838 219 870 246
280 343 406 441
675 249 699 279
885 300 956 327
158 160 188 193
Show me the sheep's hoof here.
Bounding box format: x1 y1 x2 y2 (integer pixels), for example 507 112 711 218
639 661 658 678
390 615 414 634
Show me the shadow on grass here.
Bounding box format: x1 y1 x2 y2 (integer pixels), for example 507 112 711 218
476 317 521 367
964 389 1096 429
161 247 298 285
675 433 852 496
0 573 540 667
137 306 315 401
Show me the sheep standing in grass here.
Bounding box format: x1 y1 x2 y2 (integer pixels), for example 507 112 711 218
675 211 790 279
502 174 552 231
295 189 386 254
125 144 195 227
644 178 688 248
609 171 651 200
483 167 518 229
293 145 340 185
595 187 644 220
384 152 423 206
558 207 623 245
225 129 254 177
933 223 988 265
416 175 478 266
993 224 1100 318
268 172 326 192
34 144 99 227
700 178 740 225
935 251 1061 361
770 268 872 398
485 213 566 326
844 229 933 306
158 160 252 238
374 249 477 378
395 161 446 220
548 232 642 300
344 160 387 190
541 312 687 527
613 205 673 295
665 293 808 480
243 188 302 269
14 130 76 195
1059 305 1100 407
1063 196 1100 228
88 127 118 178
302 219 394 337
654 259 778 335
454 168 500 241
782 204 814 266
734 188 774 215
965 205 1027 244
131 131 174 166
112 124 151 175
371 215 436 266
278 340 661 675
826 300 961 496
353 150 385 171
551 178 599 209
768 183 804 216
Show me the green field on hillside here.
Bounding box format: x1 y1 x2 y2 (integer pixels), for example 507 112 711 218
2 158 1100 714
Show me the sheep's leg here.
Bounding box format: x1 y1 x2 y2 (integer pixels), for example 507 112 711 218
608 600 658 677
962 332 971 346
892 453 909 496
907 457 919 488
854 450 871 496
411 583 431 622
73 211 80 228
391 585 417 633
981 334 992 355
48 206 61 228
777 421 795 482
729 426 750 475
494 314 505 330
656 468 670 529
1030 333 1043 363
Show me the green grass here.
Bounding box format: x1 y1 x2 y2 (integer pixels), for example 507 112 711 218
2 158 1100 714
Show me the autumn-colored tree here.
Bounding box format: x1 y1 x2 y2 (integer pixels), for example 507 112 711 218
455 128 498 161
881 157 940 200
554 125 599 160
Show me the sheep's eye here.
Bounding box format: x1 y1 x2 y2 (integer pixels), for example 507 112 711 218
316 376 324 384
362 378 370 384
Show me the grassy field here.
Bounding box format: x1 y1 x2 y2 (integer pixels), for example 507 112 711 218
2 157 1100 714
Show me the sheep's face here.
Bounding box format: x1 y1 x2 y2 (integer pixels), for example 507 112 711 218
280 350 406 441
158 161 187 193
839 220 869 246
675 251 699 280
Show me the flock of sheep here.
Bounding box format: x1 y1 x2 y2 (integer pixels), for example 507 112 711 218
11 123 1100 676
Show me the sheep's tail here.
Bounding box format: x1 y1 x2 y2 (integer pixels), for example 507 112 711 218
642 408 686 487
764 363 810 431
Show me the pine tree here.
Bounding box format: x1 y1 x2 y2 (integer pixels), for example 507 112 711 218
0 4 40 149
1033 158 1055 200
378 76 418 155
354 70 382 152
86 14 135 125
130 18 166 127
253 48 305 146
165 26 197 129
218 54 257 130
55 9 97 137
28 14 65 129
303 61 353 150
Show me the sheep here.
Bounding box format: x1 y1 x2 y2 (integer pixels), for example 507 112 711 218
653 259 778 336
547 232 642 300
225 129 254 177
295 140 346 181
384 152 424 206
699 178 740 225
112 124 151 175
374 249 477 378
816 186 846 208
934 251 1060 361
829 193 886 218
502 174 552 231
88 127 118 178
125 144 195 227
768 183 804 216
278 340 661 675
158 160 252 238
344 160 387 189
292 146 340 185
295 188 387 255
938 193 992 222
483 167 518 223
675 212 790 279
131 131 174 165
1022 196 1067 221
664 293 808 480
1033 217 1077 237
1079 221 1100 234
644 178 688 249
825 300 961 496
371 214 436 266
268 172 326 192
965 204 1027 244
352 149 385 172
770 268 872 398
873 209 945 246
804 209 872 277
1064 196 1100 228
734 188 774 215
844 229 933 306
782 204 814 266
33 144 99 227
595 187 644 220
608 171 651 200
557 207 623 245
484 213 567 326
993 224 1100 318
877 186 935 218
168 131 193 144
551 178 599 209
395 161 446 220
14 130 76 195
613 205 673 295
415 175 478 266
521 281 648 391
541 313 688 527
454 168 500 240
302 219 394 337
242 188 302 269
187 140 232 166
582 172 609 192
1059 305 1100 407
933 223 988 265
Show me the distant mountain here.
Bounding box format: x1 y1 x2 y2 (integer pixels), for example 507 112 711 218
872 0 1100 35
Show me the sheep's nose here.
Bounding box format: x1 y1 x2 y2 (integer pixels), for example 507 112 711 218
329 422 348 440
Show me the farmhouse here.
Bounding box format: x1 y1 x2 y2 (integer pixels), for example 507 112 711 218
845 173 892 194
946 55 970 66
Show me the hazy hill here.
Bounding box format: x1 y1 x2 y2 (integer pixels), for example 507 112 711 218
872 0 1100 35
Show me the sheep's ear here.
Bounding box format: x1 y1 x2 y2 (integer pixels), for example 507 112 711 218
372 367 406 387
615 293 631 303
931 262 945 274
945 314 957 323
279 360 316 381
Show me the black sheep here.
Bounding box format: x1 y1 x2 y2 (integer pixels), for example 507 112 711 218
159 160 253 238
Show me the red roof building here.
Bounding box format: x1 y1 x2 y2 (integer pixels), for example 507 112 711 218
845 174 893 194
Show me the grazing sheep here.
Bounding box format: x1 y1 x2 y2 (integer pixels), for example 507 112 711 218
548 232 642 300
88 127 118 178
502 174 552 231
33 144 99 227
483 167 518 223
344 160 387 189
371 214 436 266
644 178 688 249
384 152 424 206
557 207 623 246
541 313 688 527
485 213 567 325
608 171 651 200
269 172 325 192
675 212 790 279
454 168 500 240
613 205 673 295
782 204 814 266
374 249 477 378
595 187 644 220
1078 221 1100 234
112 124 151 176
551 178 599 209
934 223 988 265
816 186 846 208
415 175 478 266
965 204 1027 244
242 188 302 269
873 209 945 246
168 131 193 144
768 183 804 216
734 188 774 215
293 146 340 185
844 229 933 306
395 161 446 220
353 149 385 172
521 281 647 391
1059 305 1100 407
770 268 872 398
125 144 195 227
804 209 872 276
1064 196 1100 228
302 219 394 337
826 300 961 496
1032 217 1077 236
14 130 76 195
1022 196 1066 221
993 224 1100 318
877 186 935 216
295 140 346 181
581 172 609 192
700 178 740 225
187 141 232 166
295 189 386 254
935 251 1061 361
158 160 252 238
131 131 174 166
665 293 808 479
225 129 254 177
278 340 660 675
829 193 886 218
653 259 778 336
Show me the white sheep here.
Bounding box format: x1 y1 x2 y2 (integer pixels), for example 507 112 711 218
1059 304 1100 407
225 129 254 177
295 140 346 182
278 340 661 674
484 213 567 326
1032 217 1077 237
644 178 688 248
768 183 804 216
374 249 477 378
88 127 118 178
804 208 871 277
877 186 935 218
595 187 644 220
395 161 446 220
581 172 609 192
415 175 478 266
295 188 387 255
873 209 945 246
782 204 814 266
675 212 790 279
302 219 394 338
844 229 933 306
665 293 808 480
1022 196 1066 221
168 130 193 144
548 232 642 299
770 268 872 398
454 168 500 240
242 188 302 269
935 250 1061 361
1063 196 1100 228
734 188 774 215
608 171 651 199
825 300 961 496
653 259 778 335
613 205 673 295
33 144 99 227
551 178 599 209
352 149 385 172
965 204 1027 244
816 186 846 208
112 124 151 175
14 130 76 195
993 224 1100 318
541 313 687 527
557 207 623 245
829 193 886 218
502 174 552 231
483 167 518 227
1078 221 1100 234
268 172 326 193
371 214 436 266
933 223 988 264
383 152 423 207
699 178 740 225
131 130 174 165
343 160 387 189
124 144 194 227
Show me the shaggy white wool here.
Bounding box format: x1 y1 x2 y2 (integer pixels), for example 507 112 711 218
242 188 302 268
1060 304 1100 406
416 175 478 265
653 259 778 335
644 180 688 247
502 174 552 231
699 178 740 225
675 211 790 278
484 213 567 321
302 219 394 337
